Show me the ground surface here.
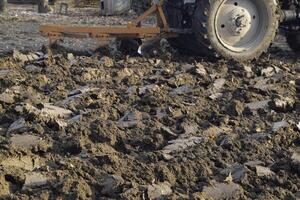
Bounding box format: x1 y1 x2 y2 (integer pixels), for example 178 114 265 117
0 4 299 200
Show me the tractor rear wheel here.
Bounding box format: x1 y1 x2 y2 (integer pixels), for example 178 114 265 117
193 0 279 62
286 31 300 53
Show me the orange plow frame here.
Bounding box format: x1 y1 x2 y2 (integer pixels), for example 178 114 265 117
40 2 179 43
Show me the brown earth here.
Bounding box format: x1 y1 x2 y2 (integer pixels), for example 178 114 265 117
0 4 299 200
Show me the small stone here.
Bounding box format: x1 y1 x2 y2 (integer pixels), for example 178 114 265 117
53 119 68 129
269 96 295 112
99 174 124 196
201 182 243 200
117 68 133 80
0 70 10 78
40 103 73 119
68 86 99 97
22 172 48 190
0 92 14 104
246 100 270 110
195 63 207 76
261 67 275 77
10 134 42 149
203 126 224 139
163 136 203 154
68 115 82 124
180 64 194 72
13 50 39 63
161 126 177 138
138 84 159 95
7 118 28 134
213 78 226 91
147 182 172 200
244 160 264 169
67 53 74 61
25 65 42 73
13 50 29 62
170 85 191 96
220 164 247 182
272 121 288 132
228 100 245 116
291 148 300 164
256 166 275 177
0 176 10 196
100 56 114 68
243 64 253 73
209 93 223 100
1 156 41 171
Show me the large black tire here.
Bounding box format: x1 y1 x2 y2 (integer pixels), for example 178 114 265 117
286 31 300 53
0 0 7 13
164 1 205 55
192 0 279 62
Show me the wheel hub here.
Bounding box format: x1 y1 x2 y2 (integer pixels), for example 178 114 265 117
227 8 251 35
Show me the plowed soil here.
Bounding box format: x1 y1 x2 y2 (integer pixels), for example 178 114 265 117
0 4 299 200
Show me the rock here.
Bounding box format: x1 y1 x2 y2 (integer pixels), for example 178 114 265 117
170 85 191 96
220 164 247 182
0 92 14 104
53 119 68 129
116 68 133 80
13 50 39 63
22 172 47 190
7 118 28 134
272 121 289 132
203 126 224 139
243 64 253 77
261 67 275 77
209 93 223 100
68 86 99 97
181 63 194 72
25 64 42 73
0 69 10 78
68 115 82 124
118 110 142 128
244 160 264 169
195 63 207 76
138 84 159 95
10 134 42 149
161 126 177 138
39 103 73 119
0 176 10 196
67 53 74 61
269 96 295 112
297 122 300 131
291 148 300 164
201 182 243 200
256 166 275 177
246 100 270 110
1 156 41 171
99 174 124 196
100 56 114 68
228 100 245 116
253 77 274 92
213 78 226 91
147 182 172 199
163 136 203 154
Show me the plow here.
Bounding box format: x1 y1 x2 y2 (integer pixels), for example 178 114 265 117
40 0 300 62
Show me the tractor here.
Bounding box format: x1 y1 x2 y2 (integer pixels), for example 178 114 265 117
40 0 300 62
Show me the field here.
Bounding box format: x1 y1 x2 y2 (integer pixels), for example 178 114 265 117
0 4 299 200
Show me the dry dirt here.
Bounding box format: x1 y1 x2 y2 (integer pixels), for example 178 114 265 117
0 4 299 200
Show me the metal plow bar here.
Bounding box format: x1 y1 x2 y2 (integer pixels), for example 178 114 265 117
40 2 177 43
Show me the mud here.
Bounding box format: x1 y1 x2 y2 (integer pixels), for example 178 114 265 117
0 3 299 200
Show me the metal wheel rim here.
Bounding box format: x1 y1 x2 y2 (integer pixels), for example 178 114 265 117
215 0 269 53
